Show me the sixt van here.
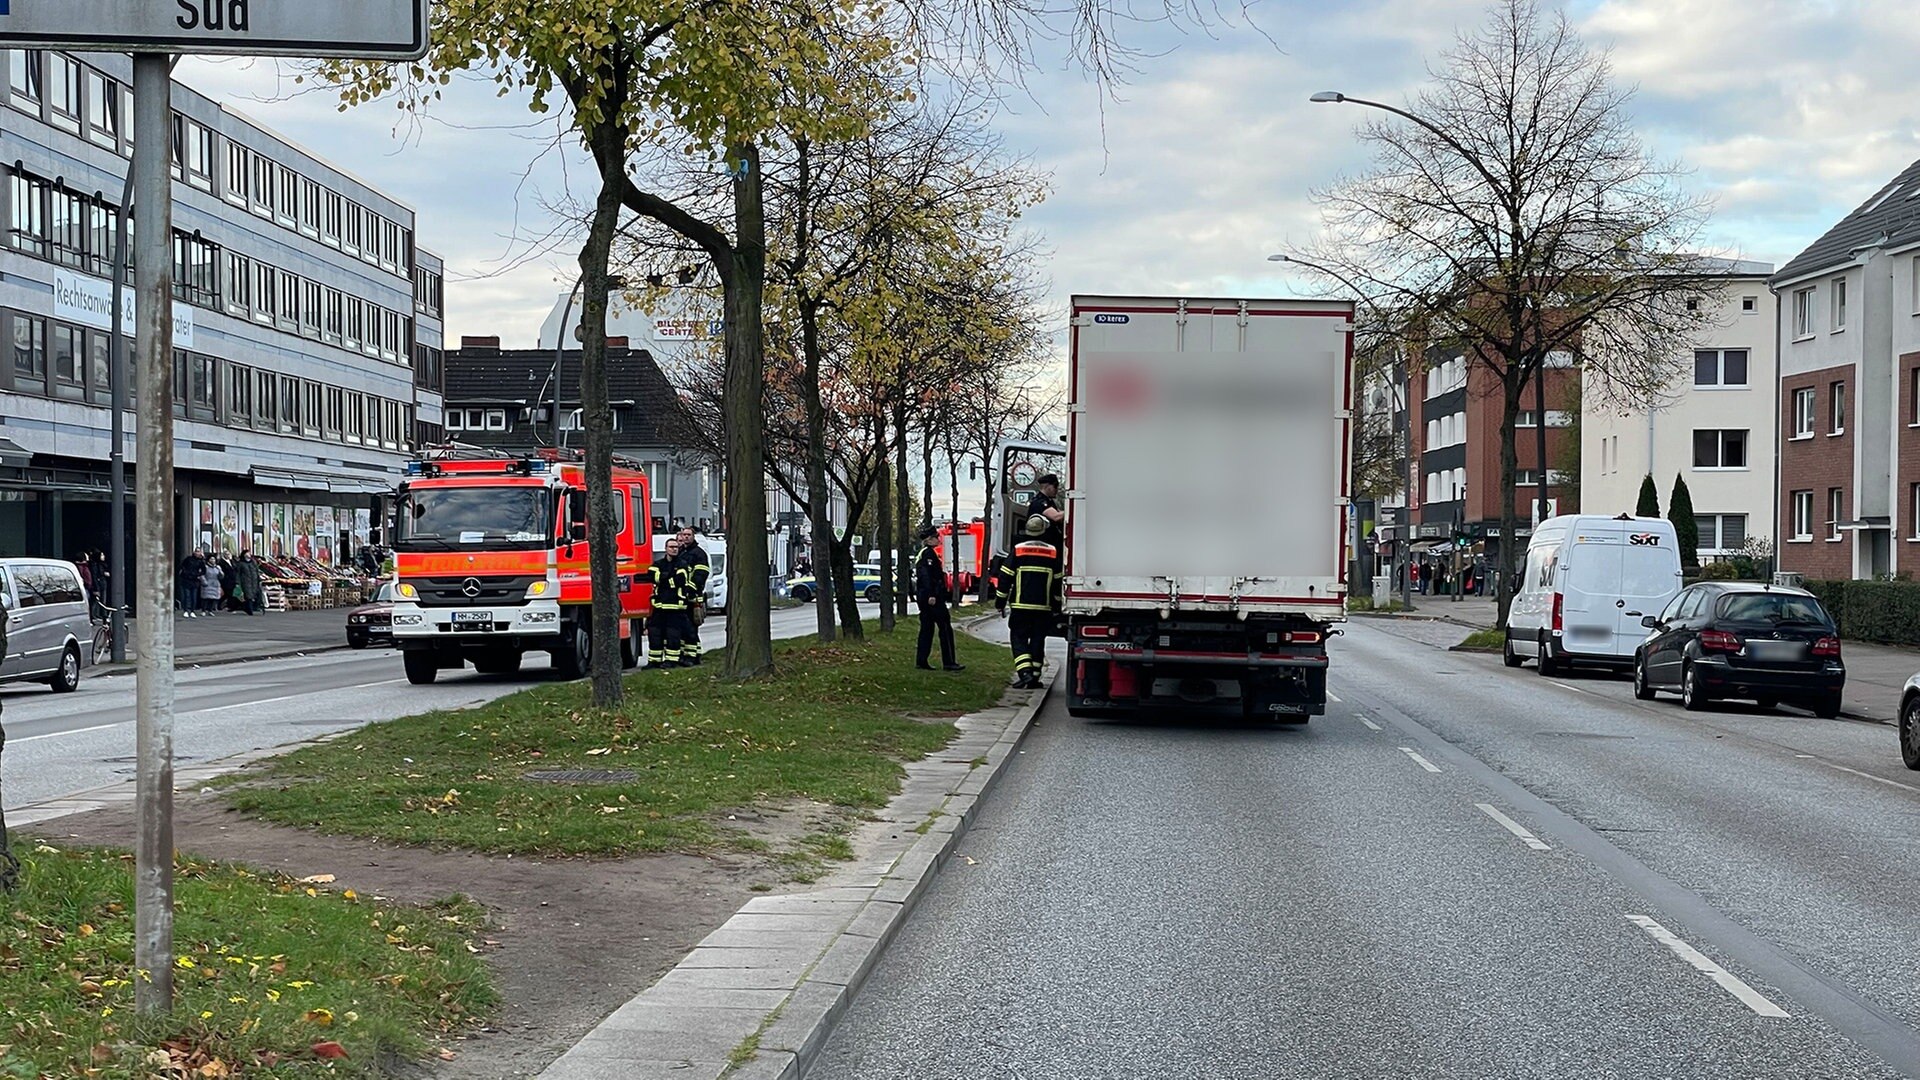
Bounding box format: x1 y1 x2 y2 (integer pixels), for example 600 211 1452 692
1504 514 1683 674
1059 295 1354 721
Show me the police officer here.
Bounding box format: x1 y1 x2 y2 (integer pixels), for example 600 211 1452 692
645 537 688 668
1025 473 1065 550
675 527 710 666
996 515 1060 689
913 526 964 671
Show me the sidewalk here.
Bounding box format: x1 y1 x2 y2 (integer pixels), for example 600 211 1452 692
96 605 356 671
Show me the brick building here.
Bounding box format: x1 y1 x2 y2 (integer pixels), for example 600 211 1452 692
1771 157 1920 581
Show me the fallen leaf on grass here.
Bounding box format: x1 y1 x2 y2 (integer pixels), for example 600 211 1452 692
437 1048 458 1061
311 1041 349 1060
90 1044 113 1064
198 1060 231 1079
298 874 336 885
585 747 612 756
303 1008 334 1027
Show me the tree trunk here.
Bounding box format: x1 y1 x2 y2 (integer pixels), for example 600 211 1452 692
893 395 910 622
799 301 836 641
1495 375 1525 628
721 140 773 678
875 409 896 632
832 531 863 639
579 131 626 708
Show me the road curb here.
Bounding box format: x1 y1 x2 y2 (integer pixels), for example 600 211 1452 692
534 661 1056 1080
89 642 355 677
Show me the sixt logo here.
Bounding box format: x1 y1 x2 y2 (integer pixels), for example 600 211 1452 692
1093 313 1129 324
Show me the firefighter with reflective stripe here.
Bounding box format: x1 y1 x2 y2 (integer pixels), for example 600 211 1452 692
675 528 710 665
645 537 689 668
996 515 1060 690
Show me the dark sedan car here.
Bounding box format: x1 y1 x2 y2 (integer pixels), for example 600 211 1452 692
346 582 398 649
1633 582 1844 717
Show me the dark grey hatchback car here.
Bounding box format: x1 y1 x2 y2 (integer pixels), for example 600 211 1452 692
1632 582 1845 718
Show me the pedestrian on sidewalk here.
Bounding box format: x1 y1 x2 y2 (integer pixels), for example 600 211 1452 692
178 548 207 617
914 525 963 672
198 558 224 615
216 552 237 611
233 551 265 615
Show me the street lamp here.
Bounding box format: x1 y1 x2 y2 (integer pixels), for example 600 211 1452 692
538 274 628 447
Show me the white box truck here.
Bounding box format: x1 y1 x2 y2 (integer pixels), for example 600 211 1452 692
1064 295 1354 720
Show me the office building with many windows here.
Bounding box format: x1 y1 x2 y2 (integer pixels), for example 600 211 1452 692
1 49 444 563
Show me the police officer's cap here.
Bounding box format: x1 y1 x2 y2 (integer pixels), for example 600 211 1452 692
1036 473 1059 488
918 525 940 541
1024 515 1050 537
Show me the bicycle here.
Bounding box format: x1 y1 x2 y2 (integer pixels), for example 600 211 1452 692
92 606 128 665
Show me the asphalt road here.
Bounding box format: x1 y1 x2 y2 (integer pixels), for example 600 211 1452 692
814 620 1920 1079
1 603 835 815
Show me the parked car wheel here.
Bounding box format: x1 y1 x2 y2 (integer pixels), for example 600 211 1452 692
1632 655 1656 700
1810 692 1842 720
48 644 81 693
1681 663 1710 711
790 584 813 603
1536 634 1561 677
864 585 882 603
620 621 641 670
1502 632 1523 669
403 649 439 685
1900 695 1920 771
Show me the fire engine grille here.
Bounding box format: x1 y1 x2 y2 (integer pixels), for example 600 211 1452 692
413 575 543 607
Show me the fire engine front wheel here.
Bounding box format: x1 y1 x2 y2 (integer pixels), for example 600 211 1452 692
553 622 592 681
620 620 641 669
402 649 439 685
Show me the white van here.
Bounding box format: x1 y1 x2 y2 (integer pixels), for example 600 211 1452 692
0 557 92 693
1504 515 1683 674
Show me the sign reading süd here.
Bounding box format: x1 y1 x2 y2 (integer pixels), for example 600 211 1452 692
0 0 429 59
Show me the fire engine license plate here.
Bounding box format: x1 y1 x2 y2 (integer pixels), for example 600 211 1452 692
452 610 493 625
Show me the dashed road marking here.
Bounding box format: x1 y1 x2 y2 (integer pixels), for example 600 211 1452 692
1794 754 1920 792
1358 716 1382 731
1625 915 1790 1018
1398 746 1442 773
1476 803 1551 850
14 721 124 743
1551 681 1589 695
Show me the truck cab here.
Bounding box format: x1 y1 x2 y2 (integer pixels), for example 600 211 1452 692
387 448 652 684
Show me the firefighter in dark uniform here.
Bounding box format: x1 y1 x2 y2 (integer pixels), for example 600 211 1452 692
1024 473 1066 550
996 515 1060 689
913 525 964 671
645 537 688 668
675 528 710 665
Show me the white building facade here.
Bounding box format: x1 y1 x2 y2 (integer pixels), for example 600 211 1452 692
1581 263 1777 559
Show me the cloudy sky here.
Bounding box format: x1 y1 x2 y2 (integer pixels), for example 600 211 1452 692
176 0 1920 348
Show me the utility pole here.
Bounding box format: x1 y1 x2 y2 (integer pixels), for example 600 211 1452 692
131 53 177 1017
1398 350 1415 609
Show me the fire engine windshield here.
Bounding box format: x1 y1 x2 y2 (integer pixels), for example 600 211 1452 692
396 487 552 551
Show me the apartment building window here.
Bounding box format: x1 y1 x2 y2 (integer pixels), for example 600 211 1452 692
1831 277 1848 331
171 115 214 190
1790 491 1814 540
255 370 276 430
1912 483 1920 541
278 375 298 432
189 354 216 414
1692 429 1748 469
1830 381 1846 435
224 142 250 205
50 324 83 389
89 202 118 276
298 177 321 237
253 263 276 324
276 272 299 332
85 70 118 147
10 313 46 381
274 163 297 225
249 153 273 217
302 281 322 338
323 288 343 344
8 173 46 258
299 379 321 435
48 187 88 268
223 252 251 316
1913 256 1920 315
414 268 443 318
1693 349 1749 387
322 190 343 246
344 296 363 350
7 50 42 111
225 364 252 422
414 344 442 391
1516 410 1537 427
1912 367 1920 427
325 387 344 438
46 53 80 132
344 393 364 443
560 409 623 433
1697 514 1747 553
1828 488 1845 540
1792 287 1815 338
1791 387 1816 438
1742 296 1757 313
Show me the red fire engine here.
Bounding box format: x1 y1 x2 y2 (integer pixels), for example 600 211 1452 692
387 446 653 684
936 519 987 598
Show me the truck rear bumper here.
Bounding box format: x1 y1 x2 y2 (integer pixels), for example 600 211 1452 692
1074 644 1328 669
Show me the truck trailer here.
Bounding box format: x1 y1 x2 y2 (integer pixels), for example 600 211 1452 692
1063 295 1354 721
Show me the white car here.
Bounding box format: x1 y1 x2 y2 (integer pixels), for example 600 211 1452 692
1504 514 1682 675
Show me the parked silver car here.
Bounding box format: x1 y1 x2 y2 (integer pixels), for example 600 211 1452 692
1902 672 1920 771
0 557 91 693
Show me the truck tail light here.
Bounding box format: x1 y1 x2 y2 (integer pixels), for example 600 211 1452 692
1283 631 1322 645
1812 635 1842 658
1699 629 1743 653
1079 625 1114 639
1551 593 1563 635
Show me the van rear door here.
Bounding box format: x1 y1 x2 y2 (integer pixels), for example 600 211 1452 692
1615 529 1683 656
1561 529 1626 656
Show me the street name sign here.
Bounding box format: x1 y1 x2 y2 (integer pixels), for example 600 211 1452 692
0 0 430 59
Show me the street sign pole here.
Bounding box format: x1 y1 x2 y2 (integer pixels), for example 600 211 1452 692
131 52 176 1017
108 163 133 662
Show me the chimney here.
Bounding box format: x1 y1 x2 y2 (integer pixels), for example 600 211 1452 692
459 335 501 353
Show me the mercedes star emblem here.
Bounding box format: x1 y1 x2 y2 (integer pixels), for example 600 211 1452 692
461 577 483 597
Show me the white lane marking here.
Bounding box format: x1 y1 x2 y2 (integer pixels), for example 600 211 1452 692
1476 802 1551 851
1551 681 1589 695
1398 746 1442 773
1820 763 1920 793
1325 691 1342 703
1358 716 1383 731
1625 915 1790 1018
187 679 408 715
14 721 125 743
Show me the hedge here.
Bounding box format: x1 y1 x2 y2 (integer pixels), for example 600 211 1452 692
1803 579 1920 646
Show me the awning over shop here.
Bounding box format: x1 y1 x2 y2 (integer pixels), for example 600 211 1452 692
0 437 31 468
249 466 392 495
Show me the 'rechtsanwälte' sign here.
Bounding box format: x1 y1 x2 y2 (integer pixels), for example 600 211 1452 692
0 0 429 60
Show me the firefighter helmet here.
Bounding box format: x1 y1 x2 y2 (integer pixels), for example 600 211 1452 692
1024 515 1050 537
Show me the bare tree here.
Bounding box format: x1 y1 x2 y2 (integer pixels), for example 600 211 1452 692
1288 0 1718 626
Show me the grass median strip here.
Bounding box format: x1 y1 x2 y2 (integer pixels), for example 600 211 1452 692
220 629 1012 858
0 845 493 1077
